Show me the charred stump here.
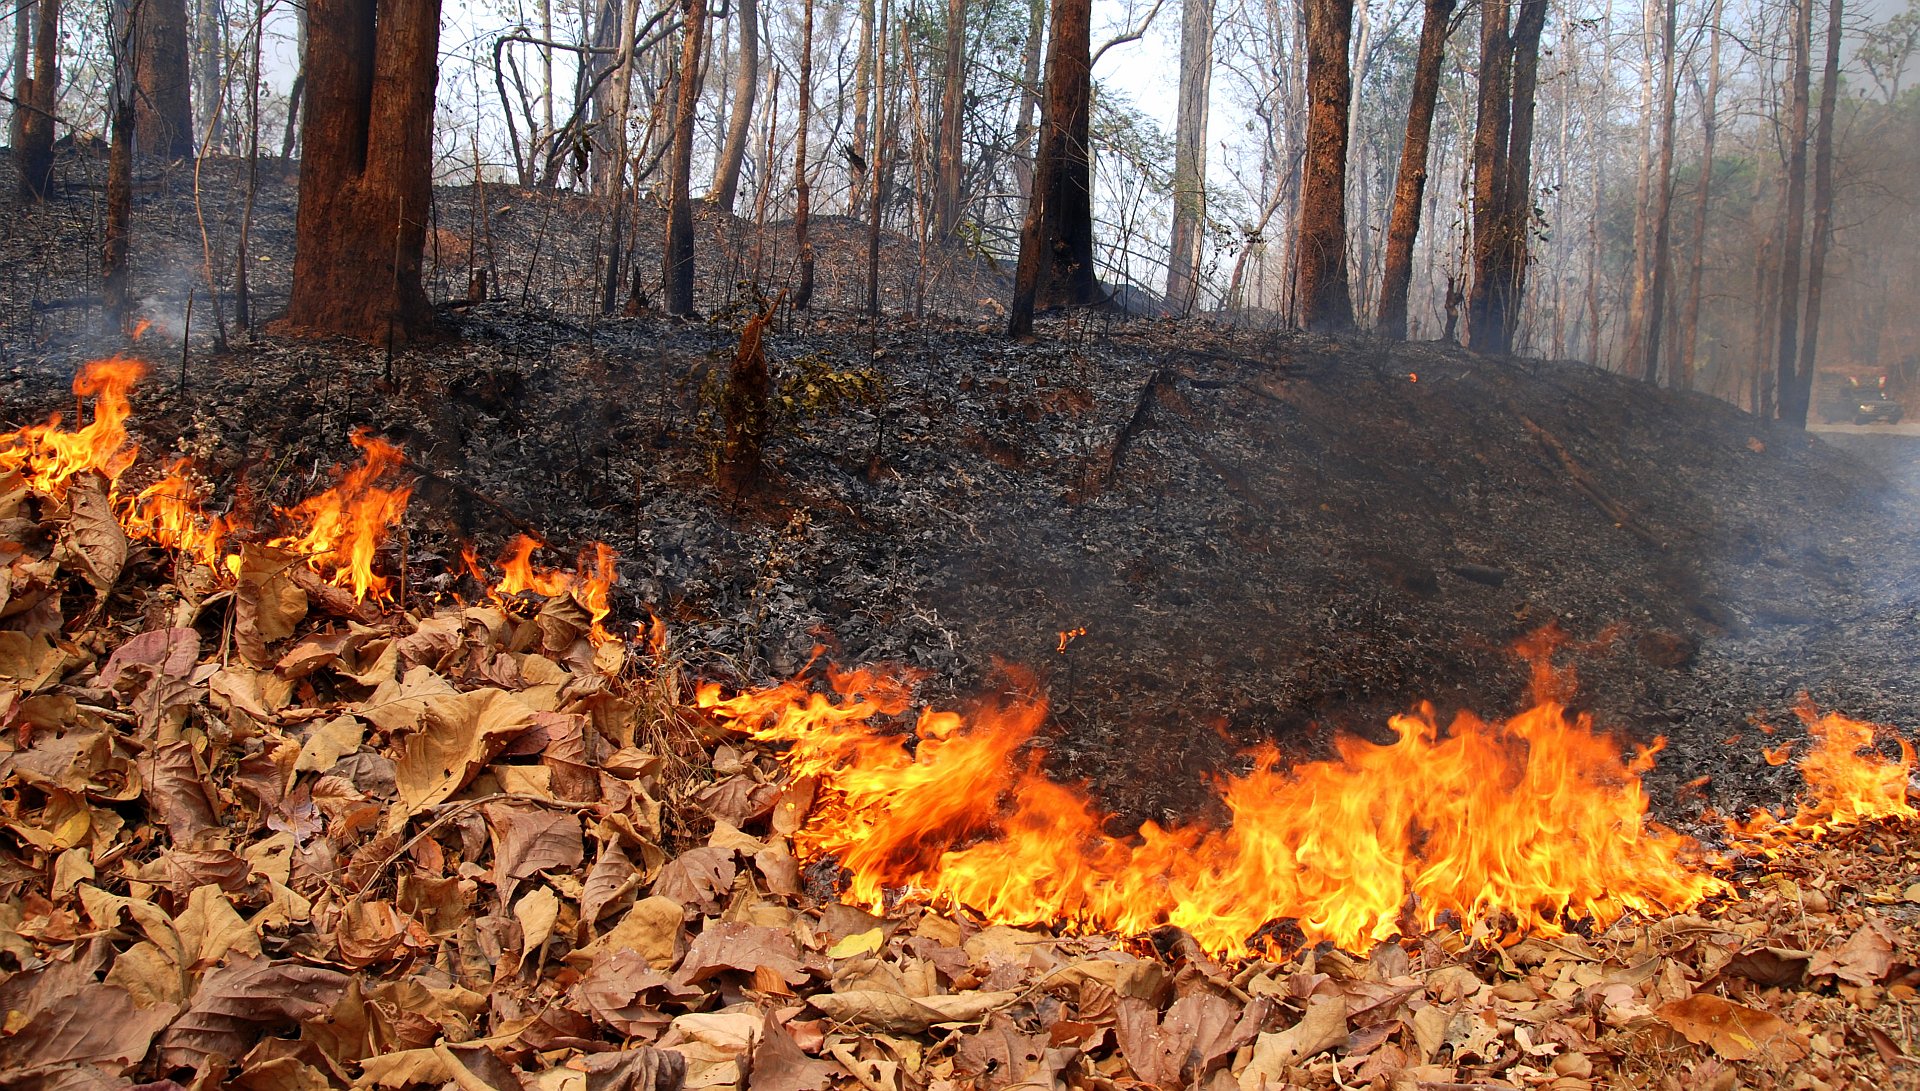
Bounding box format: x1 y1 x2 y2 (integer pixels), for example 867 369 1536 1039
719 294 782 494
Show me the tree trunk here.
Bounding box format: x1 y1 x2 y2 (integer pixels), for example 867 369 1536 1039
1774 0 1812 426
194 0 222 151
1795 0 1842 421
599 0 641 313
15 0 58 202
105 0 135 331
933 0 966 240
1011 0 1045 202
135 0 195 158
1294 0 1355 334
1465 0 1513 352
284 0 441 344
793 0 816 309
8 0 28 155
863 0 888 317
282 4 306 157
235 0 263 329
1006 0 1097 338
1500 0 1545 333
1636 0 1678 382
662 0 705 316
849 0 875 217
707 0 756 214
1165 0 1212 316
1675 0 1720 391
1375 0 1455 339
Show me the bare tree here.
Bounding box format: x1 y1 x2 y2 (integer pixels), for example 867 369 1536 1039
933 0 966 239
708 0 757 214
1636 0 1678 382
1465 0 1544 354
1294 0 1355 333
284 0 442 343
1794 0 1843 421
1375 0 1456 339
1773 0 1813 425
793 0 816 309
14 0 59 202
1007 0 1097 338
662 0 706 316
1675 0 1722 390
1166 0 1213 315
194 0 222 151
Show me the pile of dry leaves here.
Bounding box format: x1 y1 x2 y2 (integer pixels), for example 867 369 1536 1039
0 467 1916 1091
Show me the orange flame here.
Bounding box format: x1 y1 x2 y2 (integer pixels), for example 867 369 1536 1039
270 430 412 602
479 535 620 643
118 460 241 569
700 660 1731 956
0 358 146 494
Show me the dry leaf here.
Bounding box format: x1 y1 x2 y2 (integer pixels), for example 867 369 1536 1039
1807 918 1897 986
1655 993 1805 1062
677 921 810 987
807 989 1018 1033
234 545 309 667
60 473 127 593
1238 995 1347 1091
393 687 537 813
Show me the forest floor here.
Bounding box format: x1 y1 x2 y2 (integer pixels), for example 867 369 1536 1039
1 152 1918 1090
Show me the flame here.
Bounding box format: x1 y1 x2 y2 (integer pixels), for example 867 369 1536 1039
479 535 620 643
1793 704 1916 826
270 430 412 602
701 659 1734 956
118 460 240 569
0 358 146 493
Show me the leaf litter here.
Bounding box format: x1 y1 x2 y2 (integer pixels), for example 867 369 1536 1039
0 387 1918 1090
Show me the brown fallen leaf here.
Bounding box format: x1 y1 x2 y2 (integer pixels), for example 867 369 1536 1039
1237 995 1347 1091
1807 917 1897 986
0 978 173 1076
393 687 537 813
485 801 584 894
1655 993 1806 1063
156 956 351 1072
59 472 127 593
651 845 737 913
677 921 810 987
749 1008 838 1091
579 1046 688 1091
233 545 308 668
806 989 1019 1034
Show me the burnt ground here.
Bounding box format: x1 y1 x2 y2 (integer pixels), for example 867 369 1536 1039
4 152 1918 837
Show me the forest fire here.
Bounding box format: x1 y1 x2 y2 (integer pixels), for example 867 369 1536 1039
4 357 1916 963
700 655 1916 958
0 358 616 630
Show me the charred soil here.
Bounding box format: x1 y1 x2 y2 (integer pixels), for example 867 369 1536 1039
3 155 1915 834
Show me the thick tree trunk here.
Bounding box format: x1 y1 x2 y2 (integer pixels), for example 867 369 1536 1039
1006 0 1097 338
1165 0 1212 316
1636 0 1678 382
104 17 135 331
1294 0 1355 333
793 0 816 309
282 5 306 157
661 0 705 316
1465 0 1513 352
284 0 441 344
1795 0 1842 420
1773 0 1812 426
849 0 874 217
135 0 195 158
707 0 757 214
1500 0 1545 329
863 0 888 317
15 0 59 202
933 0 966 240
9 0 28 154
194 0 222 151
1375 0 1455 339
1675 0 1721 391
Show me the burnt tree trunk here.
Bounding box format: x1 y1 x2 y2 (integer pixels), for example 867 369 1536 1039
1465 0 1512 353
1794 0 1842 422
707 0 757 214
1676 0 1721 391
15 0 59 202
194 0 221 150
1773 0 1812 426
1637 0 1678 383
1499 0 1545 328
933 0 966 240
135 0 195 158
1007 0 1097 338
1294 0 1355 334
1165 0 1212 316
1375 0 1455 339
284 0 441 344
1010 0 1045 202
662 0 706 316
793 0 816 309
104 1 135 331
